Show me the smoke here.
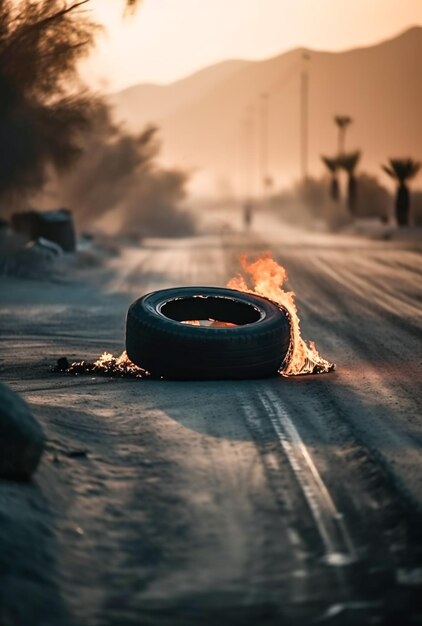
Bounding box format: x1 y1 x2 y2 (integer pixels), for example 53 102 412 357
50 104 194 237
268 173 392 230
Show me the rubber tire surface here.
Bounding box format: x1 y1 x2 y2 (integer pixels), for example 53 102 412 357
126 287 291 380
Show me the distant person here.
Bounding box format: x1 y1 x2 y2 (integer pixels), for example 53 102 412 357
243 201 253 231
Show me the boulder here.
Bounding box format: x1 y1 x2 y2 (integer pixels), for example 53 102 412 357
0 383 45 480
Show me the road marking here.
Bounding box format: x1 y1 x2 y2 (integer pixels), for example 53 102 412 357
256 388 357 566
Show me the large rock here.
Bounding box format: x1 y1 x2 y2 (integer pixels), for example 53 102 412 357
0 383 45 480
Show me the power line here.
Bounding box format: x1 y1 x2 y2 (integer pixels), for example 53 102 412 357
260 92 269 197
300 52 311 180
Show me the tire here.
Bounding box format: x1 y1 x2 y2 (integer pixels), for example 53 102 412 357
11 209 76 252
126 286 291 380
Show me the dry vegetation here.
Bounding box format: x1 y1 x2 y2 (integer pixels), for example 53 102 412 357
0 0 193 238
51 108 194 237
269 173 394 231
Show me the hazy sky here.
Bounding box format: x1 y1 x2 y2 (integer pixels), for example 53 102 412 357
81 0 422 91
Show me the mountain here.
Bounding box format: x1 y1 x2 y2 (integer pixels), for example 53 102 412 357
109 27 422 196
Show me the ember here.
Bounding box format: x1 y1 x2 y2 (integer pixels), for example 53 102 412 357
227 254 335 376
54 351 149 379
182 320 237 327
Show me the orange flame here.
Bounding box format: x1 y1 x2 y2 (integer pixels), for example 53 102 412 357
93 351 147 376
56 257 333 379
227 254 334 376
182 320 237 327
55 351 148 378
94 351 130 368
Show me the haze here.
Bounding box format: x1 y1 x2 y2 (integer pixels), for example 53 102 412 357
83 0 422 90
109 26 421 194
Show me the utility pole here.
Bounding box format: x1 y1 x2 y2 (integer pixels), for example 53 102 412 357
300 52 310 180
242 105 255 199
260 92 269 198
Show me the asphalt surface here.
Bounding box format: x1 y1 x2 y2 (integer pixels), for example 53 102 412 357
1 216 422 626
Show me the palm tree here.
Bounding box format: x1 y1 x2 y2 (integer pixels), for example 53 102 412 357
321 156 340 201
125 0 140 10
338 150 361 216
382 158 421 226
334 115 353 155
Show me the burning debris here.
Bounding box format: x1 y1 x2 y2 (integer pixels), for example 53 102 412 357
54 352 149 379
54 254 334 379
227 254 335 376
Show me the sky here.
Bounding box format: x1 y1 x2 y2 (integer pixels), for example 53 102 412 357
81 0 422 92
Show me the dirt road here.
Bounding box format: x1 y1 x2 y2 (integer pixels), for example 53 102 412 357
1 218 422 625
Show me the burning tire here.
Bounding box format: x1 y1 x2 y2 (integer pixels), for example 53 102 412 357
126 286 291 380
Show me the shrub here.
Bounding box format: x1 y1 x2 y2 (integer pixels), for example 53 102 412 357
353 174 391 220
53 107 194 237
295 177 326 219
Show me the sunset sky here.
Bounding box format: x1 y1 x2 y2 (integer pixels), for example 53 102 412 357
82 0 422 91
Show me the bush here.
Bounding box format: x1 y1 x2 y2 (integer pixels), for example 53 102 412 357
294 176 350 231
293 173 391 224
119 168 194 237
52 107 194 237
353 174 391 220
295 177 326 219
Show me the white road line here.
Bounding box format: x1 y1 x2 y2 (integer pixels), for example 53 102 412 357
256 388 357 566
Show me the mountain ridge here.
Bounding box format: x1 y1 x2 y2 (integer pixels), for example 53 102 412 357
113 26 421 94
110 27 422 195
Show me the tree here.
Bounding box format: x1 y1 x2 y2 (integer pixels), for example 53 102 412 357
382 158 421 226
52 107 192 237
321 156 340 201
334 115 353 155
123 0 142 14
338 150 361 216
0 0 98 205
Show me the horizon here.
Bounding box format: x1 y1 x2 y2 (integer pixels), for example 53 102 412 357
81 0 422 91
113 25 421 94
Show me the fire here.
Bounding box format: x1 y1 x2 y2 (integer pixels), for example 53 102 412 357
227 254 334 376
182 320 237 327
55 254 334 379
94 351 134 370
54 351 148 378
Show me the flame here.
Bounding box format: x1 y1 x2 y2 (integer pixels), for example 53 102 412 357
91 351 148 377
55 256 334 379
93 351 133 369
54 351 148 378
227 254 334 376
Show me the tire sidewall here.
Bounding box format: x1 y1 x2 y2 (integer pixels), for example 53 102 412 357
126 286 291 379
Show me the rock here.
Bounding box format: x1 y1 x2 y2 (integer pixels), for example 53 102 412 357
0 383 45 480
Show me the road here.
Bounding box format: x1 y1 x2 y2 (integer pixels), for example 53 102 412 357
1 215 422 626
